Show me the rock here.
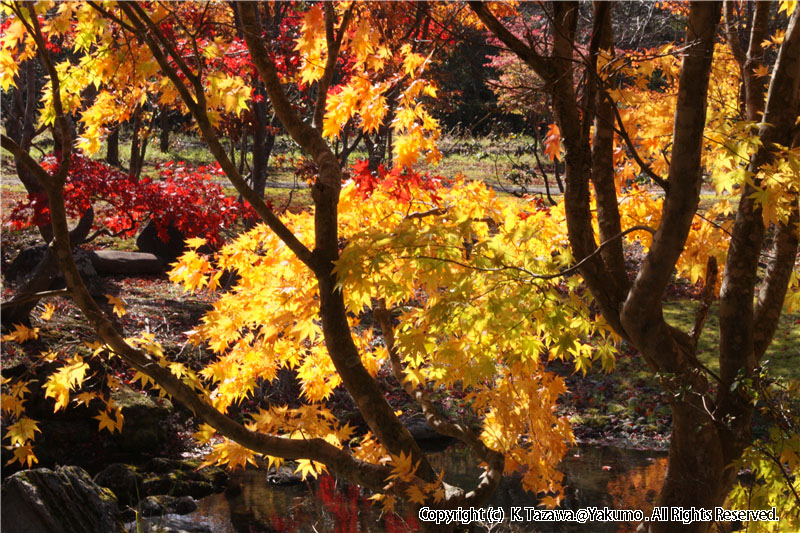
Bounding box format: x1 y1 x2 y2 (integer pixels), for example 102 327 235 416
138 459 227 500
5 246 96 284
5 245 47 283
1 465 125 533
402 416 455 452
125 514 212 533
89 250 163 275
93 460 226 514
112 386 174 454
136 220 187 266
139 495 197 517
73 249 99 279
141 475 215 500
266 465 302 485
94 463 144 507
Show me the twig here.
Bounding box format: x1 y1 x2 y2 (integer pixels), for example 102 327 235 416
2 288 70 307
404 225 656 281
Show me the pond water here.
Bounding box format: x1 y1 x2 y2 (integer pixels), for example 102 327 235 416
188 445 667 532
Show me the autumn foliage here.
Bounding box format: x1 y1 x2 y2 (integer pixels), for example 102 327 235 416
5 154 255 245
1 2 799 530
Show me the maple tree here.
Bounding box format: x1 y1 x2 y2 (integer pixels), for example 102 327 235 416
1 1 799 528
0 0 601 511
5 154 255 246
470 1 800 531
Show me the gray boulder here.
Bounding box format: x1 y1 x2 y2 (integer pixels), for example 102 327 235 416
89 250 163 275
1 465 125 533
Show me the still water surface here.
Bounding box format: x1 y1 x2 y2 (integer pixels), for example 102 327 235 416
189 445 667 532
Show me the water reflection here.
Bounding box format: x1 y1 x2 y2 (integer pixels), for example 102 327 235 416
190 445 667 532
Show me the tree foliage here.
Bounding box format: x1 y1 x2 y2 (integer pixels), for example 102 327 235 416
1 1 799 528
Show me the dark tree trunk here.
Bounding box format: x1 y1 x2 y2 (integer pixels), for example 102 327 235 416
159 108 170 153
2 208 94 325
5 61 53 242
130 106 142 178
250 85 275 199
106 127 120 167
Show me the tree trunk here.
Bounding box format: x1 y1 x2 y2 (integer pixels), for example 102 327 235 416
129 106 142 178
2 208 95 326
159 108 170 153
251 86 275 200
6 61 53 242
106 127 120 167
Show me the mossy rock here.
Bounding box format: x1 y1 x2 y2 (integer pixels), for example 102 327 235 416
111 386 174 454
94 463 144 507
2 465 125 533
95 459 227 507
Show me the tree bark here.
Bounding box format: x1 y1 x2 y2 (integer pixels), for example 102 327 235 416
1 209 94 326
159 108 170 153
106 126 120 167
237 2 437 483
590 2 629 303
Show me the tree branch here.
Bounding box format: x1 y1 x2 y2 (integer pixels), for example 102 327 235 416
405 225 655 282
2 289 70 308
374 300 504 506
116 2 314 269
312 3 354 132
468 1 554 80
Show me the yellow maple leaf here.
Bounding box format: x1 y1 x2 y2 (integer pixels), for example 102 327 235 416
1 394 25 417
295 458 323 480
387 450 419 482
44 356 90 411
1 323 40 343
106 295 127 317
185 237 207 249
40 303 56 321
207 439 258 470
4 443 39 468
74 391 101 408
94 408 124 434
405 484 427 505
752 64 770 78
4 417 41 446
779 0 797 15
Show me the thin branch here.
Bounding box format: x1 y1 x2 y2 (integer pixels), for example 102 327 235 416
405 225 656 281
1 134 56 187
690 256 718 348
694 211 734 237
404 207 448 220
756 445 800 508
2 288 70 307
85 1 136 32
468 1 554 80
603 90 670 192
374 300 504 506
312 3 354 132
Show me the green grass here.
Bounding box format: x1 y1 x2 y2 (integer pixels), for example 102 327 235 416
424 134 551 187
663 301 800 378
